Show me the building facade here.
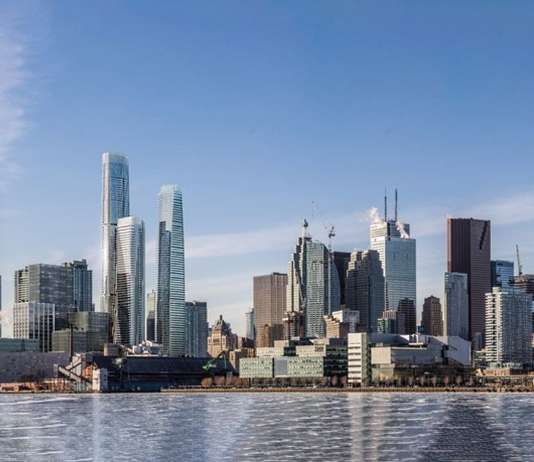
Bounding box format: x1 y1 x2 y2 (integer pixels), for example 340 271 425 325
333 251 351 307
156 185 185 356
345 250 384 332
68 260 93 311
115 216 145 346
444 272 469 340
101 153 130 317
253 273 287 344
146 290 156 342
186 301 208 357
12 302 55 352
421 296 443 336
207 315 237 357
491 260 514 290
485 287 532 368
245 308 255 341
447 218 491 348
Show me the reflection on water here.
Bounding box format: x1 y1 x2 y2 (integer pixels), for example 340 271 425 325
0 393 532 461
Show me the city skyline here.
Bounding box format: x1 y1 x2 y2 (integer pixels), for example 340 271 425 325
2 2 534 336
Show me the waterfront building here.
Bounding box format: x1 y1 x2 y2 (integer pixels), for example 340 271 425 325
156 184 185 357
207 315 237 357
101 153 130 317
491 260 514 290
345 250 384 332
0 338 39 352
347 332 371 386
448 218 491 348
485 287 532 368
146 290 156 342
68 311 110 351
115 216 145 346
245 308 255 341
286 221 340 338
12 302 55 352
185 301 208 357
370 194 416 314
333 251 351 307
444 272 469 340
421 296 443 336
253 273 287 343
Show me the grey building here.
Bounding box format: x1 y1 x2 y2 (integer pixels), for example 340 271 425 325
333 251 351 307
444 272 469 340
485 287 532 368
157 185 186 356
245 308 255 341
12 302 55 352
491 260 514 290
68 260 93 311
68 311 110 351
101 153 130 317
345 250 384 332
146 290 156 342
186 301 208 357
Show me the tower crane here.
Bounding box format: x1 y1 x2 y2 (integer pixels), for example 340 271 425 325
516 244 523 276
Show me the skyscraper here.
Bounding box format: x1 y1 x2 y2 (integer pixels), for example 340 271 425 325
485 287 532 368
286 221 340 338
115 216 145 346
448 218 491 348
345 250 384 332
156 185 185 356
146 289 156 342
397 298 416 335
421 295 443 336
13 302 55 352
68 260 93 311
185 301 208 357
101 153 130 317
444 272 469 340
491 260 514 290
370 192 416 313
253 273 287 346
245 308 255 340
333 251 351 307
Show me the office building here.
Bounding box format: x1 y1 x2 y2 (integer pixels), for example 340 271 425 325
207 315 237 357
511 274 534 301
444 272 469 340
68 260 93 311
421 296 443 336
286 221 340 338
245 308 255 341
156 184 185 357
491 260 514 290
397 298 416 335
377 310 397 334
345 250 384 332
12 302 55 352
146 290 156 342
254 273 287 344
448 218 491 348
347 332 371 386
333 251 351 307
186 301 208 357
101 153 130 316
370 192 416 313
115 216 145 346
324 310 360 339
485 287 532 368
68 311 110 351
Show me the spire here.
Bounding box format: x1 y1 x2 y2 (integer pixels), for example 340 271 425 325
384 188 388 222
395 188 398 222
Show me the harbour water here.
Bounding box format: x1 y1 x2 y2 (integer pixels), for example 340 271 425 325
0 392 533 461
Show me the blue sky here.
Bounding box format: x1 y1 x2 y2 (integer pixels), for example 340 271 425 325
1 1 534 335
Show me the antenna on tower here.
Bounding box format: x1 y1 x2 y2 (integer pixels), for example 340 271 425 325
384 188 388 222
395 188 398 222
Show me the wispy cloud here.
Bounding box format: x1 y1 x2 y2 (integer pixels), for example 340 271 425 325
0 12 31 189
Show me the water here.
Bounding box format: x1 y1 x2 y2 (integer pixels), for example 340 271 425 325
0 392 533 461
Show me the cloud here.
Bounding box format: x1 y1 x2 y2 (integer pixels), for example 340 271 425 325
0 17 30 189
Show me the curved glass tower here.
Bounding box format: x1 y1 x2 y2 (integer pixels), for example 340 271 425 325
100 153 129 319
156 185 185 356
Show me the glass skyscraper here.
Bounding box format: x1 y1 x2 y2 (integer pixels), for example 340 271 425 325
156 185 185 356
101 153 130 317
115 216 145 346
491 260 514 290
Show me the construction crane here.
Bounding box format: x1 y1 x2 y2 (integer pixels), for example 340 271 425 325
327 226 335 315
516 244 524 276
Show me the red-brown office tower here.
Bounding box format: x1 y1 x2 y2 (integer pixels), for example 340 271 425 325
253 273 287 347
447 218 491 350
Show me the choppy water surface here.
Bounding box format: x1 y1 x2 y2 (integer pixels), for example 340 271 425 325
0 392 533 461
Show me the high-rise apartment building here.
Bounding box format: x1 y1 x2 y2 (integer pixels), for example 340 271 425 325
345 250 384 332
253 273 287 345
421 296 443 336
146 290 156 342
485 287 532 368
13 302 55 352
448 218 491 348
370 194 416 313
491 260 514 290
186 301 208 357
444 272 469 340
156 185 185 356
101 153 130 317
115 216 145 346
286 222 340 338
